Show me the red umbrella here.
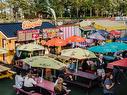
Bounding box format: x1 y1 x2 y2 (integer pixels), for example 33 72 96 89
107 58 127 69
110 30 121 35
66 35 85 43
46 38 67 46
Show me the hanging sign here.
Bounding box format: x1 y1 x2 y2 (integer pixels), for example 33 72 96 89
22 19 42 29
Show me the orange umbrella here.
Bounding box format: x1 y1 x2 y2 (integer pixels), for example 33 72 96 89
46 38 67 46
66 35 85 43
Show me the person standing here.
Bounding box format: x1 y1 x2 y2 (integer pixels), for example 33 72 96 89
103 73 115 95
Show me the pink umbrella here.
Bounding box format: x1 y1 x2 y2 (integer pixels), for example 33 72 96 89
110 30 121 35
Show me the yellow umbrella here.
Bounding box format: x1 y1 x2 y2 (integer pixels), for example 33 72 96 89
17 43 44 52
22 56 66 70
61 48 96 60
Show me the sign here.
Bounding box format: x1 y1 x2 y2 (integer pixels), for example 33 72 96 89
22 19 42 29
43 28 59 38
32 34 39 39
17 30 39 41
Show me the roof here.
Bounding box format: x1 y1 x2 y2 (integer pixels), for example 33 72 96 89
94 20 127 31
0 22 55 38
0 23 22 38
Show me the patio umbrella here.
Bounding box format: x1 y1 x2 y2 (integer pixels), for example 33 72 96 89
118 37 127 41
61 48 96 60
88 32 106 40
107 58 127 69
0 48 8 54
61 48 96 73
22 56 66 70
104 42 127 51
96 30 109 37
17 43 44 52
110 30 121 35
88 45 117 53
46 38 67 46
66 35 85 43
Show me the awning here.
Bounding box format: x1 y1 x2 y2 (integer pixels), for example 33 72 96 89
107 58 127 69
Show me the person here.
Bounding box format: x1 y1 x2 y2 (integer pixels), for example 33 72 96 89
54 78 71 95
103 73 115 95
15 71 24 88
15 71 24 94
97 54 106 77
68 59 76 72
23 73 37 92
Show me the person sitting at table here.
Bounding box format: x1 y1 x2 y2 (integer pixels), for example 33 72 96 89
23 73 37 92
15 71 24 88
54 78 71 95
68 59 76 72
45 68 53 81
15 71 24 94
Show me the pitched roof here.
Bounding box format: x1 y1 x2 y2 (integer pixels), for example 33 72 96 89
0 22 22 38
0 22 55 38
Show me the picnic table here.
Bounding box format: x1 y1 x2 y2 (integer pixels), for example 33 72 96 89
35 78 55 95
65 70 98 88
0 65 16 79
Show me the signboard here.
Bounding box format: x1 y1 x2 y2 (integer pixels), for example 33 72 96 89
17 30 39 41
43 28 59 38
22 19 42 30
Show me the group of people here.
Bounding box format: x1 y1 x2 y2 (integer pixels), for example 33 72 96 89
15 71 37 94
15 68 71 95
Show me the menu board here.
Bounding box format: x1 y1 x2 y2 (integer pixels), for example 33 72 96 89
17 29 39 41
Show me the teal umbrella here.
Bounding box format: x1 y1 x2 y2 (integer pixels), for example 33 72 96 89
104 42 127 51
88 45 117 53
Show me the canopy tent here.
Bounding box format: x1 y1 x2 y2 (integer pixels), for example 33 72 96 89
107 58 127 69
88 32 106 40
93 20 127 31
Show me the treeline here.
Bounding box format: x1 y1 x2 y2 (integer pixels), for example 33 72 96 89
0 0 127 21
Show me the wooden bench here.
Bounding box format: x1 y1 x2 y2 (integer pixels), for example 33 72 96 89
65 80 91 88
13 85 42 95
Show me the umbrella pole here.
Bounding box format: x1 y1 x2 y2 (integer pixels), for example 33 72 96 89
76 59 78 73
40 69 44 82
75 59 78 80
